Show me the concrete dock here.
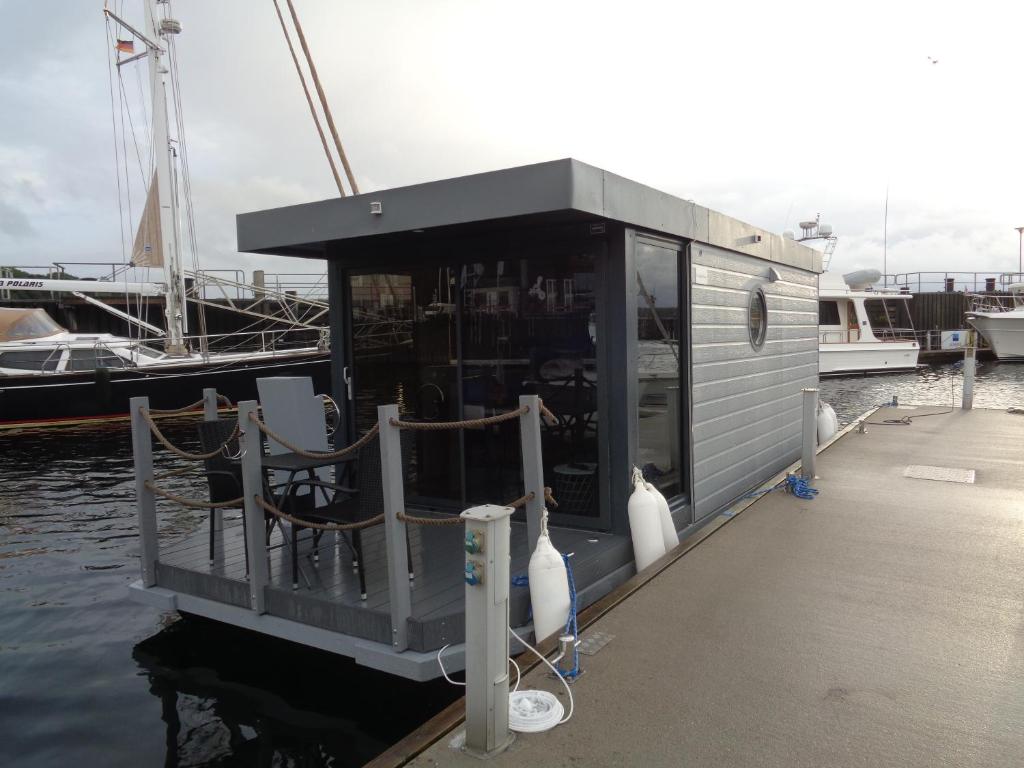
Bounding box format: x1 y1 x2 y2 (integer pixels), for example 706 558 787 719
406 407 1024 767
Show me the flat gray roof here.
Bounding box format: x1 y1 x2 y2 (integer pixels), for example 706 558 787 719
236 158 822 272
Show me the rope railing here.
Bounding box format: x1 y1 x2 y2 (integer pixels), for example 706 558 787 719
247 412 380 460
389 404 529 431
140 407 240 461
254 495 384 531
147 394 232 416
144 479 243 509
396 487 558 526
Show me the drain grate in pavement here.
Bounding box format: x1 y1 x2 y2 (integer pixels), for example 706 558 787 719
578 631 614 656
904 465 976 484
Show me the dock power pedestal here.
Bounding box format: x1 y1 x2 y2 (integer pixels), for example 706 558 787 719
460 504 515 758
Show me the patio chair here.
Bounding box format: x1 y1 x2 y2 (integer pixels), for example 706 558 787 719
283 431 414 599
196 419 279 570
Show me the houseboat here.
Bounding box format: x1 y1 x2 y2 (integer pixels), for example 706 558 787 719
128 159 822 680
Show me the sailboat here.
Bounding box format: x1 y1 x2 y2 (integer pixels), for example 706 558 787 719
0 2 330 428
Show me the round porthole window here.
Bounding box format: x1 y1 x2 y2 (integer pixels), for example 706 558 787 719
748 288 767 350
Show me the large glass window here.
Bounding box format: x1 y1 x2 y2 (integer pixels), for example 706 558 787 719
461 252 599 519
818 300 841 325
635 241 682 499
0 349 61 371
350 247 601 520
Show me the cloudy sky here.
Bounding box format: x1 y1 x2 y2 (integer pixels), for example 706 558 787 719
2 0 1022 280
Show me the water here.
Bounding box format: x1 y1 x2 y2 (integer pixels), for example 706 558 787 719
0 420 459 768
1 361 1022 766
819 360 1024 425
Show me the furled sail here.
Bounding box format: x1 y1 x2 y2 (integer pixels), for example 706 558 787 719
131 172 163 268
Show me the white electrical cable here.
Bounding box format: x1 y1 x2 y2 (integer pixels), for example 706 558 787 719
437 632 575 734
437 644 521 693
509 627 575 731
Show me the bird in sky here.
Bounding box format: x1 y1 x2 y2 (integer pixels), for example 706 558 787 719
927 56 939 64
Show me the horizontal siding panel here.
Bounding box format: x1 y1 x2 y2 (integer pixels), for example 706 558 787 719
692 305 817 325
692 337 815 364
692 324 818 344
691 349 818 384
695 437 802 519
688 242 819 520
692 250 818 286
693 403 805 465
692 285 817 310
694 269 818 298
693 364 817 406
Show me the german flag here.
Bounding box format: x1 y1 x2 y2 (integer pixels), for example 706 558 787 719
115 39 134 54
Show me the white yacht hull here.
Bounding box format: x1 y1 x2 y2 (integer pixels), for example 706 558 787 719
967 312 1024 360
819 342 920 375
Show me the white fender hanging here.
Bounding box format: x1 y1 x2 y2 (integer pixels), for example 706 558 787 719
645 481 679 552
628 467 666 571
528 510 571 644
817 401 838 444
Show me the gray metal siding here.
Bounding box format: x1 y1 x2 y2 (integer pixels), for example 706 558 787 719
690 244 818 519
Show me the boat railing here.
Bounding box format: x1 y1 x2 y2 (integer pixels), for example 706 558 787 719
129 390 555 654
966 292 1023 313
95 327 328 357
883 271 1024 294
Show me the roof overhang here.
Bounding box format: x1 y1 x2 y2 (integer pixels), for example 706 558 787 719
236 158 822 273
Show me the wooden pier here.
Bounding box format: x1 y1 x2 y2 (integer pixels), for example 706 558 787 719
402 406 1024 767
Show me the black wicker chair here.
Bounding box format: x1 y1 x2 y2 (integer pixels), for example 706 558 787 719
196 419 278 570
284 431 413 599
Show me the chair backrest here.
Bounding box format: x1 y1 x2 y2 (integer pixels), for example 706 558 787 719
257 376 330 506
196 419 242 505
354 431 412 521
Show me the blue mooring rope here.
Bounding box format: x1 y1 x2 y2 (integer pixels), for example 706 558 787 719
560 552 580 680
784 473 819 499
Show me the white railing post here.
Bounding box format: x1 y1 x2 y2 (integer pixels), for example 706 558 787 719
518 395 545 556
461 504 514 758
962 331 976 411
238 401 268 612
801 388 818 481
202 387 219 421
130 396 158 587
379 404 412 651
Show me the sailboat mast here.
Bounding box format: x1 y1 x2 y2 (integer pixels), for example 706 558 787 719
144 0 187 354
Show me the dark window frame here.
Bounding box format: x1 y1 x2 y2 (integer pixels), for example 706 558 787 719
748 287 768 350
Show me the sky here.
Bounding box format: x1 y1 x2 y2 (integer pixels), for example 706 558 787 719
1 0 1023 281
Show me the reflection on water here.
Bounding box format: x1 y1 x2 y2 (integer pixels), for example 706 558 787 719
0 419 458 768
819 360 1024 425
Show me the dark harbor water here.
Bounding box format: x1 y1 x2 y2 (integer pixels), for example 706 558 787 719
0 419 459 768
0 360 1021 767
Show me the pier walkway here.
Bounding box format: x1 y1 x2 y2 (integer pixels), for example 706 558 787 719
408 407 1024 767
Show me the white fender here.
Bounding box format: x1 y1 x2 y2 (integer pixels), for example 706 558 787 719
645 481 679 552
817 401 838 444
628 469 667 571
528 528 571 644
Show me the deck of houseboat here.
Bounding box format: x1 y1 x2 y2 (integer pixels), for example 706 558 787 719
135 509 634 678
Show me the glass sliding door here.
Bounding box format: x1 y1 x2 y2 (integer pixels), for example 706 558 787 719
349 267 462 507
459 250 601 523
635 239 684 499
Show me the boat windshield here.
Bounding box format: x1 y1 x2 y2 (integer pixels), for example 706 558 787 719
0 309 65 341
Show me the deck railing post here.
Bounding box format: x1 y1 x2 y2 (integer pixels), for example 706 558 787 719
203 388 224 531
130 396 158 587
801 388 818 481
238 401 268 613
379 404 412 651
202 387 219 421
461 504 514 758
518 394 544 555
962 331 976 411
